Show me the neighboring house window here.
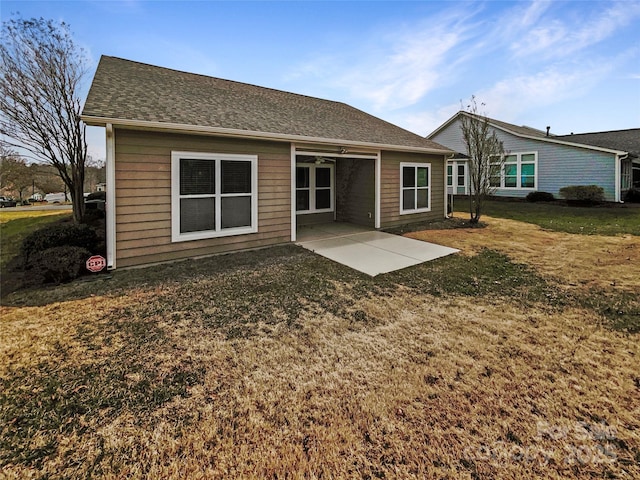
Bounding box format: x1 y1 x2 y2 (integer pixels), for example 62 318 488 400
457 164 466 194
171 152 258 242
490 152 537 189
520 153 536 188
621 159 631 190
296 164 334 213
400 162 431 214
448 162 468 194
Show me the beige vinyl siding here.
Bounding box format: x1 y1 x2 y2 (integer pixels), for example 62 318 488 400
379 151 445 228
297 212 335 226
114 129 291 267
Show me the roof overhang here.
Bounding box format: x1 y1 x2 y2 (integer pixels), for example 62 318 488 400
82 115 455 156
499 130 628 156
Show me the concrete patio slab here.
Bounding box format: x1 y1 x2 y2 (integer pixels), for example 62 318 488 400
297 225 459 276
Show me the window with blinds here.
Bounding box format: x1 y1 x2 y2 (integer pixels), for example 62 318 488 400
171 152 258 242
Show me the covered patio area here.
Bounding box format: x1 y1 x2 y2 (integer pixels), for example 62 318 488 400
296 223 459 276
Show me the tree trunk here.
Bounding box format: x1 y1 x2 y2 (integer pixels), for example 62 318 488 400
70 167 85 224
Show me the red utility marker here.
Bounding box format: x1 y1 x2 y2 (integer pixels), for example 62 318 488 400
86 255 106 273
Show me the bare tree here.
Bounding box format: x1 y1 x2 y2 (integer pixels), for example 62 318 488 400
459 97 505 224
0 148 32 201
0 17 88 222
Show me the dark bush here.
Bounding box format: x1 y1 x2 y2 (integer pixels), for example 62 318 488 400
86 191 106 201
526 191 555 202
623 187 640 203
21 223 98 263
24 246 92 286
559 185 605 205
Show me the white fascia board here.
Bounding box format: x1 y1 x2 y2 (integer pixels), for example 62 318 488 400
81 115 454 156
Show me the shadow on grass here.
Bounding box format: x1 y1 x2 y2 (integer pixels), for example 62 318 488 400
2 243 636 471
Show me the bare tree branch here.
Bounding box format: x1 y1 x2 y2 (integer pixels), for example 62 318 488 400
459 96 505 224
0 16 88 222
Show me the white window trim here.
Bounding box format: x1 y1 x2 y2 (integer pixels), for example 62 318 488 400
447 160 468 195
400 162 431 215
491 151 538 190
295 163 334 214
171 151 258 243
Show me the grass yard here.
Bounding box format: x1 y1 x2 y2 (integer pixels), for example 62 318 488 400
482 199 640 236
0 210 72 268
1 207 639 478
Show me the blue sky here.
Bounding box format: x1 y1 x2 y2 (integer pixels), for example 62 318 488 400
3 0 640 161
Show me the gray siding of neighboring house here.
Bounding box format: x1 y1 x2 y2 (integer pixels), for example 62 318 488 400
431 118 617 201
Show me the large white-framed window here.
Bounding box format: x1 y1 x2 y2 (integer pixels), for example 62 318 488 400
490 152 537 189
171 151 258 242
296 163 334 214
400 162 431 214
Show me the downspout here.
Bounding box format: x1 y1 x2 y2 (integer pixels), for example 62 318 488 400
616 153 629 203
105 123 117 269
290 143 297 241
375 151 381 229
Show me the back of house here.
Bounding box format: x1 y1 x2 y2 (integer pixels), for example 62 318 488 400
82 56 453 270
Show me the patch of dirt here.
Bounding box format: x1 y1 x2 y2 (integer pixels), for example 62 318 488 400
385 216 486 234
406 214 640 293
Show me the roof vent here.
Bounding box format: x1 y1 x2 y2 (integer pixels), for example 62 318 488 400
546 126 550 137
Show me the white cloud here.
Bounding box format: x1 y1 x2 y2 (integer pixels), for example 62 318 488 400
510 1 640 59
286 6 478 111
473 60 615 122
390 103 461 137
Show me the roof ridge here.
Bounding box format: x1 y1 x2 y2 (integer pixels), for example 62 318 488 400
555 128 640 137
461 111 549 137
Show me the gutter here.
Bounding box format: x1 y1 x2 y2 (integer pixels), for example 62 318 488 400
81 115 454 156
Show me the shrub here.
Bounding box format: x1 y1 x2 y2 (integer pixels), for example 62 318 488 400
526 191 555 202
559 185 605 205
623 187 640 203
21 223 98 263
24 246 92 286
86 191 106 201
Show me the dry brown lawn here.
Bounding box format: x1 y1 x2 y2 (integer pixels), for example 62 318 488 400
407 213 640 293
1 216 639 479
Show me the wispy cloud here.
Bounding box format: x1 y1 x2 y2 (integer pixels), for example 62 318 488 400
509 1 640 59
474 60 618 122
285 0 639 134
286 5 478 111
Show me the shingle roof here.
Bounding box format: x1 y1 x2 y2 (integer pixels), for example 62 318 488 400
427 111 550 140
554 129 640 158
83 56 450 152
482 116 549 138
